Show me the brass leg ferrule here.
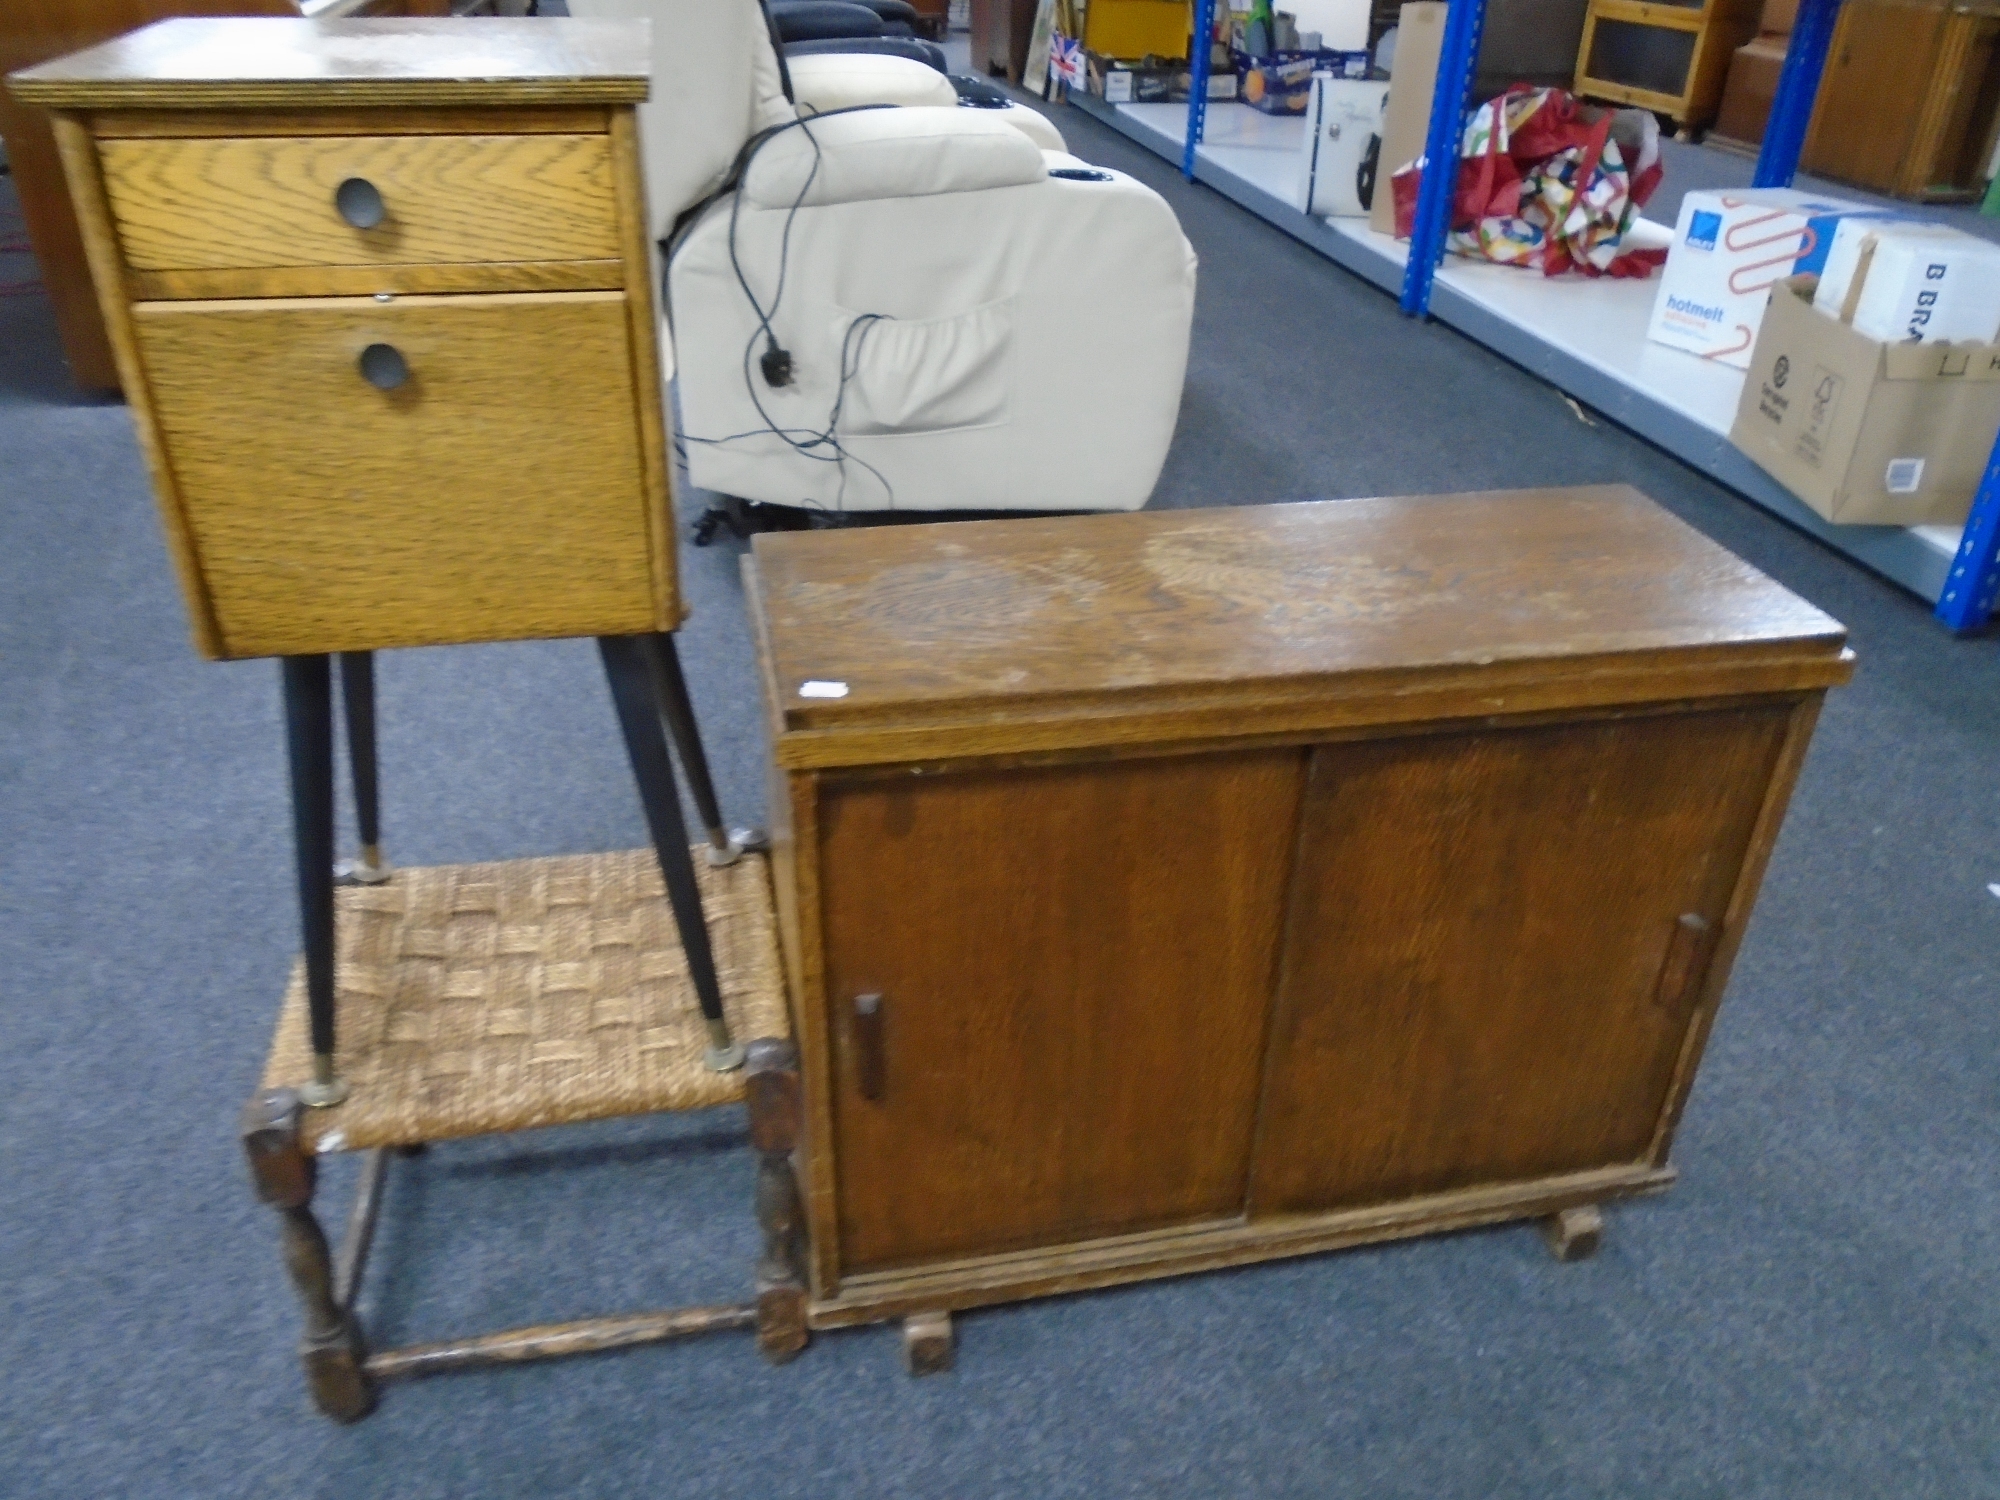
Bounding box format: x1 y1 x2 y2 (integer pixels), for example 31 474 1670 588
703 1016 745 1073
301 1053 351 1109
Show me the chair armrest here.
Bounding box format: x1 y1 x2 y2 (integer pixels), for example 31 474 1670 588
787 50 958 112
742 107 1046 209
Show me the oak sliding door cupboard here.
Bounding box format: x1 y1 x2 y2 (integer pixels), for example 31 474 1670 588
745 485 1852 1353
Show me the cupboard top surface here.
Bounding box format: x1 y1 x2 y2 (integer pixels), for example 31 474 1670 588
749 486 1850 741
7 18 650 109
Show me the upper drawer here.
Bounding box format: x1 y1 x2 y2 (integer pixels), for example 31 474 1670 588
98 133 619 270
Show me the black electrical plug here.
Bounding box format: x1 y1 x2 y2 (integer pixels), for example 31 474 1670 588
760 343 794 387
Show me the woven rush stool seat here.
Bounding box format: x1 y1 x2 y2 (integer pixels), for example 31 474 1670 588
261 849 789 1154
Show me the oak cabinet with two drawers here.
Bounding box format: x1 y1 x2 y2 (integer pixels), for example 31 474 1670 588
12 17 674 661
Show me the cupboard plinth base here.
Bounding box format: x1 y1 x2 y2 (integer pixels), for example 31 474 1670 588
805 1165 1675 1330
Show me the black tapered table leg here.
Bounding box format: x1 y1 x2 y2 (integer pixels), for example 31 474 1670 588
598 635 742 1072
335 652 390 886
282 655 348 1107
644 633 767 867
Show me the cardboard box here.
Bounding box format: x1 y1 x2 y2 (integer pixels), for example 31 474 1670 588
1085 50 1236 102
1647 188 1889 369
1368 1 1445 236
1237 48 1367 114
1730 276 2000 526
1296 74 1393 215
1812 220 2000 345
1713 35 1786 147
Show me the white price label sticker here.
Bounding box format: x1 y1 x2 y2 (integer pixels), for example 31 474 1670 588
799 680 849 699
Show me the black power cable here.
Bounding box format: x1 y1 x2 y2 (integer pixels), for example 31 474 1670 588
665 106 902 513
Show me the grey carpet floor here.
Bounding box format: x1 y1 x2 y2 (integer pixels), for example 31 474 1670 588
4 84 2000 1500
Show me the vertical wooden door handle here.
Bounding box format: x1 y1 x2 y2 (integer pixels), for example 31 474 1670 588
1653 913 1715 1013
853 992 885 1101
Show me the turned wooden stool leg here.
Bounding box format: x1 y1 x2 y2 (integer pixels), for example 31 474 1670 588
241 1090 375 1422
280 656 347 1107
746 1038 808 1364
334 651 390 886
597 635 741 1071
902 1311 954 1376
1540 1204 1604 1262
644 633 768 866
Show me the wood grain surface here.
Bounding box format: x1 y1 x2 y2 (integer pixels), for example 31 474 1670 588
131 289 658 656
610 106 677 626
91 106 607 137
817 749 1306 1272
100 131 618 269
750 488 1850 739
786 768 843 1298
1647 694 1824 1161
1246 704 1787 1215
806 1163 1677 1327
745 561 843 1292
1914 13 2000 200
127 258 626 299
1800 0 2000 200
52 113 224 652
364 1306 757 1382
0 0 447 392
1803 0 1947 191
8 17 651 109
756 650 1849 773
752 485 1849 1327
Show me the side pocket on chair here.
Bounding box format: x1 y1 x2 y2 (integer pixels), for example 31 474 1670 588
833 297 1014 437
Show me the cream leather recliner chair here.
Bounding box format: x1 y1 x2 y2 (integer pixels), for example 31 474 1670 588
567 0 1197 519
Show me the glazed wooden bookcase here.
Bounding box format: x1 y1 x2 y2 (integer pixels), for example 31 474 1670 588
746 486 1852 1358
1574 0 1765 132
8 17 788 1421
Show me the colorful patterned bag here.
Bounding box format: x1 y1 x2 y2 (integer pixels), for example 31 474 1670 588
1392 88 1666 278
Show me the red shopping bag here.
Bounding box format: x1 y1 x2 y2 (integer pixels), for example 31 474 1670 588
1389 87 1665 278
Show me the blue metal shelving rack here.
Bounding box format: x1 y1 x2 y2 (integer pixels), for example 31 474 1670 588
1183 0 1216 179
1169 0 2000 632
1396 0 1484 317
1751 0 1842 190
1940 443 2000 631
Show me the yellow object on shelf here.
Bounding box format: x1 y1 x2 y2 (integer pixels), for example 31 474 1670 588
1083 0 1191 59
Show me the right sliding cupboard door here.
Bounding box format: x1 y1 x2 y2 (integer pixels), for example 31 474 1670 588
1248 704 1792 1216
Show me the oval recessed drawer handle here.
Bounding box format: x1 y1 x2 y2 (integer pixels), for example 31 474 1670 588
335 176 386 229
358 343 409 391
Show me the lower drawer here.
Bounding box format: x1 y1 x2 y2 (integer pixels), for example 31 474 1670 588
133 289 660 657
